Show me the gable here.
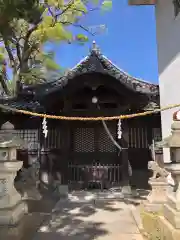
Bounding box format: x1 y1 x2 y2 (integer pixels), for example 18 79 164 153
46 41 159 96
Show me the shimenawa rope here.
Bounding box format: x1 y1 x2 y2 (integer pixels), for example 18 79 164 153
0 103 179 121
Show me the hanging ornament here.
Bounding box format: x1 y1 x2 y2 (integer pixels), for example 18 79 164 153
117 119 122 139
42 117 48 138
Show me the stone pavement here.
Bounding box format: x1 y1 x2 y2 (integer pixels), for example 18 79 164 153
32 198 144 240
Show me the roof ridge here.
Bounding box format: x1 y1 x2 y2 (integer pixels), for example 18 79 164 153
63 41 157 87
24 41 159 97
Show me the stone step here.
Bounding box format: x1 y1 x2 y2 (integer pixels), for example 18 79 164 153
66 191 126 203
68 189 139 200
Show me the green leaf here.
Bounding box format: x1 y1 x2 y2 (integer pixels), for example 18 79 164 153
6 80 16 94
92 0 100 4
0 53 5 63
75 34 88 43
101 0 112 10
44 58 60 71
43 15 54 26
0 46 6 54
44 23 72 42
20 68 44 85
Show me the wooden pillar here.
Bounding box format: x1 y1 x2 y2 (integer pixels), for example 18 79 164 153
120 139 131 184
61 98 71 185
60 120 70 185
120 120 132 195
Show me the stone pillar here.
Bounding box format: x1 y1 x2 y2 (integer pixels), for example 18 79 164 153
0 122 27 225
143 160 168 212
158 111 180 239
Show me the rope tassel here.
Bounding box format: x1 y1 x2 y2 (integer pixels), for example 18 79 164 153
117 119 122 139
42 117 48 138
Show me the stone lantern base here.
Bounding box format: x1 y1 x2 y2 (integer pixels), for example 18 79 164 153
158 163 180 239
156 110 180 239
158 216 180 240
0 161 27 226
144 178 168 212
160 163 180 229
0 201 27 226
160 190 180 230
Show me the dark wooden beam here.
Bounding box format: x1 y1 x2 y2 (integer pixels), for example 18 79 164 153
128 0 156 5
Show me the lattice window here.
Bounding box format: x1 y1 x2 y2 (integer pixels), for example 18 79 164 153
98 126 116 152
14 129 39 152
73 128 95 152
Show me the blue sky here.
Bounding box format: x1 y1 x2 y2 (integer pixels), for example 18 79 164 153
50 0 158 83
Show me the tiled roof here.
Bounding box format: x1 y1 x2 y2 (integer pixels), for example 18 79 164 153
33 41 159 97
0 41 159 112
0 97 44 112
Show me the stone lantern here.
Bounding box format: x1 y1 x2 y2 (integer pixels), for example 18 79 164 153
160 110 180 230
0 122 27 225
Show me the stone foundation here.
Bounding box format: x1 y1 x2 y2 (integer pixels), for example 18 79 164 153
163 194 180 229
147 180 168 202
0 201 27 226
143 179 168 212
163 204 180 229
143 201 164 212
158 216 180 240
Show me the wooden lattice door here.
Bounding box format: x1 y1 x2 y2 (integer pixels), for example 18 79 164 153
68 122 121 187
71 122 118 164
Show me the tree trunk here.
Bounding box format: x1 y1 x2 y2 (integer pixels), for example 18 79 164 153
0 74 10 95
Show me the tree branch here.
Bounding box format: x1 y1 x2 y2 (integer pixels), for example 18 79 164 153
61 21 95 36
2 37 16 68
16 43 22 64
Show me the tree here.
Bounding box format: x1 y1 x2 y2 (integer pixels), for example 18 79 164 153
0 0 112 95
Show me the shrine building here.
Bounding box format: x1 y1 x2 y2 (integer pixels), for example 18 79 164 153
0 42 161 189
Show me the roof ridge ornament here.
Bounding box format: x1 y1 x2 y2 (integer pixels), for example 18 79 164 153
90 41 101 54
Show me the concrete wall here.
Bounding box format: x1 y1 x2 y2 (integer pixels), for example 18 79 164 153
155 0 180 162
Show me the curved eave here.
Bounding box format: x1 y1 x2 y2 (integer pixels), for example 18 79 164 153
0 98 159 115
0 97 44 113
99 54 159 95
